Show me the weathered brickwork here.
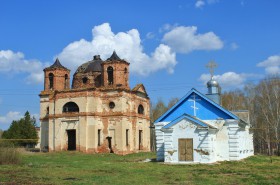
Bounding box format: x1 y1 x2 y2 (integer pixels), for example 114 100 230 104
40 52 150 155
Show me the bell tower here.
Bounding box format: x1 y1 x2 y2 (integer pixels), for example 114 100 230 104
102 51 130 89
43 58 70 91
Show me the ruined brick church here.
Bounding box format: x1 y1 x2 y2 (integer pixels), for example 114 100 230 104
39 51 150 154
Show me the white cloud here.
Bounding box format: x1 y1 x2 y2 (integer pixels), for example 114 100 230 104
162 26 223 53
257 55 280 75
0 111 22 125
195 0 205 8
0 50 46 84
58 23 177 76
199 72 248 89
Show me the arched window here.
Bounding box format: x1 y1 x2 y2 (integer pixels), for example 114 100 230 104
94 75 101 87
82 77 88 84
49 73 54 89
124 68 127 73
138 104 144 114
64 74 68 89
107 66 113 85
46 106 49 114
63 102 79 113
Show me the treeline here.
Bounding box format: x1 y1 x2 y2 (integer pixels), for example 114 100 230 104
1 111 38 147
222 76 280 155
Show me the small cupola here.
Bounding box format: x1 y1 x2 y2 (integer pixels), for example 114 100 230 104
205 61 221 104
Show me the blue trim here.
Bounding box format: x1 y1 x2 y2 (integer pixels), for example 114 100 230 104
154 88 239 124
163 114 209 129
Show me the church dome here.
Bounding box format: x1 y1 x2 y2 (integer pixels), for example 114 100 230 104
74 55 103 74
207 78 219 88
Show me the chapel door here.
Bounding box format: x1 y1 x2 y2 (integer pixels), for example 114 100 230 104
67 129 76 151
178 139 193 161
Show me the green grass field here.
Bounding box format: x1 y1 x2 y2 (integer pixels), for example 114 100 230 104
0 152 279 185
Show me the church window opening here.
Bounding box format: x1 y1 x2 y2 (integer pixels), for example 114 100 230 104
49 73 54 89
138 104 144 114
82 77 88 84
46 106 49 115
107 66 114 85
109 102 115 109
98 129 101 146
126 129 129 146
94 75 101 87
64 74 68 89
63 102 79 113
124 68 127 73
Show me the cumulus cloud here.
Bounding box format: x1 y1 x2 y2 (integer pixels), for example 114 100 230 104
257 55 280 75
162 26 223 53
0 50 46 84
199 72 250 89
57 23 177 75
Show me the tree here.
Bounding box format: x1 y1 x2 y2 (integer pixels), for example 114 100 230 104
221 90 247 110
221 76 280 156
151 98 179 123
252 77 280 155
2 111 38 147
167 98 179 109
0 129 3 138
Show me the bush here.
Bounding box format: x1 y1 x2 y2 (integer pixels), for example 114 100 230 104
0 141 21 165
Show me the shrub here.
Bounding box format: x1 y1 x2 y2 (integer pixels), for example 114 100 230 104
0 141 21 165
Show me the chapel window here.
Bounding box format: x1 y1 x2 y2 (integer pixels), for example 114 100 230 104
107 66 114 85
124 68 127 73
63 102 79 113
49 73 54 89
138 104 144 114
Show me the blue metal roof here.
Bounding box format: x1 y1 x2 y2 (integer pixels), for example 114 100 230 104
154 88 239 124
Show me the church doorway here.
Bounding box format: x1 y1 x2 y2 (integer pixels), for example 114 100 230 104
106 136 114 153
178 139 193 161
67 129 76 151
139 130 143 150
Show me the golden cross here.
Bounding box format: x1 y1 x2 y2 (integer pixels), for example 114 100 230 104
206 61 217 78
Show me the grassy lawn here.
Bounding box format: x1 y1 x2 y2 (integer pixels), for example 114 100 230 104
0 152 279 185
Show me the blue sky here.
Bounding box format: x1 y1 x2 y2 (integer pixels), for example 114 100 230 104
0 0 280 130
